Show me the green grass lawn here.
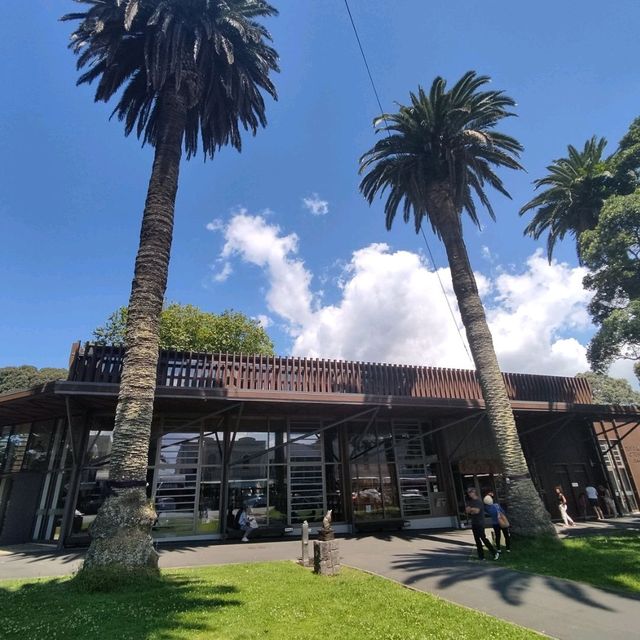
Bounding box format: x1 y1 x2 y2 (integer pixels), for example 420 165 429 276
501 531 640 594
0 562 542 640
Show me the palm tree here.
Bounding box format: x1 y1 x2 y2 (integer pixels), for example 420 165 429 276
360 71 555 536
63 0 279 571
519 137 615 263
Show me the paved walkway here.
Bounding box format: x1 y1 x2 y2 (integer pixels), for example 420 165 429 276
2 517 639 640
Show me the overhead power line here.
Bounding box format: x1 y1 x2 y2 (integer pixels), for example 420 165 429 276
342 0 474 365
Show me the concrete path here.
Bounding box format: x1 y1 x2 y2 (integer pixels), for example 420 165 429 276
2 517 639 640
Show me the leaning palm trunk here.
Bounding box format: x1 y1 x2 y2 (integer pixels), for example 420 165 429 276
430 186 556 536
84 92 187 570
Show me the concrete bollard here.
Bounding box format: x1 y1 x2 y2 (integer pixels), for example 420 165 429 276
301 520 310 566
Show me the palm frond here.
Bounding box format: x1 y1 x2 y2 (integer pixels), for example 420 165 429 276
520 136 614 262
359 71 523 238
62 0 279 158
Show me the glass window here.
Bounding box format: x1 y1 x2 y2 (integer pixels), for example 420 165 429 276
22 420 55 472
228 465 269 526
196 483 221 534
1 424 30 473
230 433 268 466
267 465 287 525
349 421 400 521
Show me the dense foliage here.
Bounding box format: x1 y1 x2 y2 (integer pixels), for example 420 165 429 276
576 371 640 405
94 304 275 355
0 366 68 394
581 192 640 381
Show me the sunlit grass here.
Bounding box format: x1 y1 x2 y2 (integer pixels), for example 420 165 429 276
0 561 543 639
502 531 640 594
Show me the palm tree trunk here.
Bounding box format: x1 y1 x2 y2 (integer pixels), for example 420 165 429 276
84 91 187 570
429 186 556 536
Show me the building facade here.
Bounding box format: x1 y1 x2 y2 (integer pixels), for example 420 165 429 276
1 343 639 546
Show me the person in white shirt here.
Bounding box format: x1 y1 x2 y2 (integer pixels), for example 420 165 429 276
585 485 605 520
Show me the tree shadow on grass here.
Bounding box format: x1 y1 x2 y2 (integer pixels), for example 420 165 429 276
390 546 617 611
0 572 241 640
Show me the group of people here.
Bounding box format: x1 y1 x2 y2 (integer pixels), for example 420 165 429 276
555 484 618 527
465 487 511 560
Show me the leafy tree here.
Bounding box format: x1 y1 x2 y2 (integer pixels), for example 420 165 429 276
94 304 275 355
581 193 640 378
611 116 640 188
576 372 640 405
0 366 68 394
519 137 620 263
359 71 555 536
63 1 279 572
520 117 640 263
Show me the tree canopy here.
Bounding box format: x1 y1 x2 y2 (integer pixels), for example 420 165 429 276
576 371 640 405
0 365 68 394
519 137 620 262
94 304 275 355
62 0 279 159
520 118 640 262
360 71 523 235
581 192 640 379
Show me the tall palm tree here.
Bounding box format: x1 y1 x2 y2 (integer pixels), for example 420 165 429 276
519 137 615 263
63 0 279 571
360 71 555 536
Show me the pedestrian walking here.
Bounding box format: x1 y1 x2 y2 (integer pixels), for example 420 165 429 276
465 487 500 560
555 486 575 527
483 494 511 552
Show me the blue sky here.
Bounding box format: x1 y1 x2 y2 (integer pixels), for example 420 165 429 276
1 1 639 386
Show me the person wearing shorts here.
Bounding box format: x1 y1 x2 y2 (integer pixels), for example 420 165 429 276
585 485 604 520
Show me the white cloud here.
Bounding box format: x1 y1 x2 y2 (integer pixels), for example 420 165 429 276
211 211 638 385
485 251 592 376
302 193 329 216
220 211 314 331
206 218 224 232
212 261 233 282
254 314 273 329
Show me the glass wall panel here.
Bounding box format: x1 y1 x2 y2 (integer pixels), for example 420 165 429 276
1 424 30 473
268 419 287 465
22 420 56 472
289 424 324 524
32 419 74 542
230 432 269 467
152 424 200 538
228 464 269 526
66 425 113 541
196 483 221 534
325 463 345 522
349 421 400 521
268 465 287 525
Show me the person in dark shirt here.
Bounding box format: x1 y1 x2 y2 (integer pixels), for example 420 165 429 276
465 487 499 560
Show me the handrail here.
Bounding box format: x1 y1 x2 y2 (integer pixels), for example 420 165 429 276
67 343 594 404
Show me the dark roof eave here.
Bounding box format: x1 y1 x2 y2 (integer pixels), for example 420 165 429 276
1 380 639 424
